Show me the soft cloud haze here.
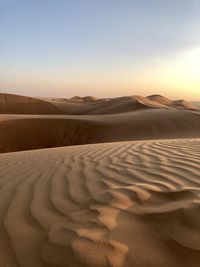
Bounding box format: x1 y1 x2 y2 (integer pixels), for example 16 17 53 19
0 0 199 99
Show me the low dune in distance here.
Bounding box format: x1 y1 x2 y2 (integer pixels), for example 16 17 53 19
192 101 200 108
0 93 61 114
0 93 199 115
0 93 199 152
0 138 200 267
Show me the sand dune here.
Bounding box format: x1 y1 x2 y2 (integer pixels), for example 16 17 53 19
0 108 200 152
147 94 199 110
38 95 168 115
1 93 199 115
44 94 198 114
0 92 200 266
192 101 200 108
0 138 199 267
0 93 61 114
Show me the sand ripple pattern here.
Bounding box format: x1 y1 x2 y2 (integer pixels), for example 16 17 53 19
0 138 200 267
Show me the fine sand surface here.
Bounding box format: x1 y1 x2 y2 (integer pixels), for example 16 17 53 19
0 138 200 267
0 109 200 152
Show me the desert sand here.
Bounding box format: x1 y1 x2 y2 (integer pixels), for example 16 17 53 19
0 139 200 267
0 93 200 267
0 93 200 153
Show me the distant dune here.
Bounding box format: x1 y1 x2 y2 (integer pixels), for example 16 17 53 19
0 93 61 114
147 94 199 110
37 95 166 115
0 92 199 115
192 101 200 108
44 94 199 114
0 138 200 267
0 93 199 152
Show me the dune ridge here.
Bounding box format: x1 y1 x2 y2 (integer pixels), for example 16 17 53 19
0 93 199 115
0 138 199 266
0 93 61 115
47 94 199 114
147 95 199 110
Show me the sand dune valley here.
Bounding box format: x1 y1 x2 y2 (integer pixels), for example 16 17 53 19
0 92 200 267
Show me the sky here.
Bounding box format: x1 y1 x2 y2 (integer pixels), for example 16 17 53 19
0 0 200 100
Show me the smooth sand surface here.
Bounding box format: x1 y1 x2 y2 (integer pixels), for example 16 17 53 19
0 138 200 267
0 109 200 152
0 93 61 114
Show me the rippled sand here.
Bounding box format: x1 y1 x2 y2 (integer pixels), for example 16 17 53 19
0 138 200 267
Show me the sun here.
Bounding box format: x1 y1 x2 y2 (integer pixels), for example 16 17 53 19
146 47 200 98
177 47 200 79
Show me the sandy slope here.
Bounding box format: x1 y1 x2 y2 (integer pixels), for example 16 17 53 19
0 109 200 152
0 138 199 267
147 95 199 110
0 93 199 115
0 92 199 153
0 93 61 114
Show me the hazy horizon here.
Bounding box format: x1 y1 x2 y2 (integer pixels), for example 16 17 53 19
1 0 200 100
0 90 200 102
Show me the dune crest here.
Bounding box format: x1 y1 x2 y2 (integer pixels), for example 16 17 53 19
0 93 61 114
0 92 199 115
148 94 199 110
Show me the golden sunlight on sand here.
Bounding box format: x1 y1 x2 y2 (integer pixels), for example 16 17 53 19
0 93 199 267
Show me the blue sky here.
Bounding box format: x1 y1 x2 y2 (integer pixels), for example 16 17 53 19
0 0 199 99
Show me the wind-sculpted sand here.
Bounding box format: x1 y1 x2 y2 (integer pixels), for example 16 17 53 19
0 109 200 152
0 138 200 267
